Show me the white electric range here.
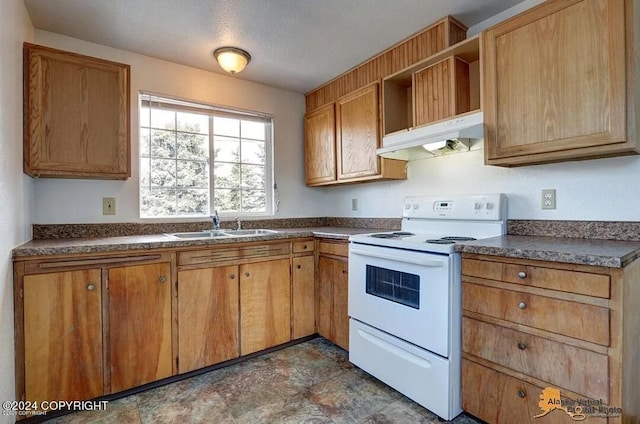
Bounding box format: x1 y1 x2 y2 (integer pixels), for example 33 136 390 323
348 193 507 420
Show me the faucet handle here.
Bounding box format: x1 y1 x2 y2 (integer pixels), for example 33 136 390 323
235 217 242 230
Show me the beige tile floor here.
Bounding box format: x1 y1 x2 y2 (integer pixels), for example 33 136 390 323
42 338 482 424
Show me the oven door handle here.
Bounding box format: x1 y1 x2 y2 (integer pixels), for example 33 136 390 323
350 246 445 267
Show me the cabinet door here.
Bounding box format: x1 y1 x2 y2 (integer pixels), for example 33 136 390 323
23 269 103 402
240 259 291 355
317 256 335 340
483 0 630 165
178 266 239 373
109 262 172 392
317 255 349 350
333 259 349 350
23 43 130 179
336 83 381 180
292 256 315 339
304 103 336 185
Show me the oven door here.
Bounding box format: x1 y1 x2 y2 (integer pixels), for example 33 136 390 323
348 242 452 357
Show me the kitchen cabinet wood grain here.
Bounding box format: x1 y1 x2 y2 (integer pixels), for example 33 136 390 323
483 0 638 166
108 262 172 392
304 103 337 185
23 269 103 403
178 265 239 373
317 240 349 350
292 255 316 339
23 43 130 179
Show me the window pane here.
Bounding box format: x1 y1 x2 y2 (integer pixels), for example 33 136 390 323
214 116 240 137
241 165 265 189
151 130 177 158
150 159 176 187
140 106 150 128
177 160 208 188
141 187 176 216
214 136 240 162
241 140 265 165
177 189 209 215
177 112 208 134
214 189 240 212
213 163 240 188
241 120 265 140
140 158 150 187
242 190 266 212
140 128 151 157
177 132 208 160
151 109 175 130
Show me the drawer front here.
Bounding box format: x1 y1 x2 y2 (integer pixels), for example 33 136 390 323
462 359 608 424
462 259 610 298
318 241 348 257
463 282 609 346
292 240 314 253
463 317 609 402
178 243 291 266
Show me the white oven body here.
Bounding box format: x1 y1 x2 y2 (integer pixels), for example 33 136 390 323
348 241 462 420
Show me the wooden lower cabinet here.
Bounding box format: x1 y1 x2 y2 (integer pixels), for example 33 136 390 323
240 258 292 355
23 269 103 403
292 255 315 339
177 265 239 373
108 262 173 392
317 253 349 350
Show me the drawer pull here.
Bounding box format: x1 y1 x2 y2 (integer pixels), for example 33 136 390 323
297 264 301 269
518 271 527 279
517 342 527 350
517 389 526 399
87 284 96 291
159 276 167 283
229 274 235 280
518 302 527 309
245 272 250 277
303 244 308 250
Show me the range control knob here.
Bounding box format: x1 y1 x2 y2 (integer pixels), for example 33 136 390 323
412 203 419 210
474 202 482 210
404 203 411 210
485 202 494 210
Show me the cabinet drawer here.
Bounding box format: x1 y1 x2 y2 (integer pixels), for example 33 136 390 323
318 241 348 257
462 283 609 346
293 241 314 253
462 317 608 401
462 359 608 424
462 259 610 298
178 243 290 266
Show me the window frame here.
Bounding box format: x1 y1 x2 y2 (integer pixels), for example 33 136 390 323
138 92 275 219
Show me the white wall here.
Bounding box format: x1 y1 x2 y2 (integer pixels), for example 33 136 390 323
0 0 35 418
32 31 329 224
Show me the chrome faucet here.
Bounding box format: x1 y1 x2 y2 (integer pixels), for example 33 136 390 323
211 211 220 230
235 217 242 230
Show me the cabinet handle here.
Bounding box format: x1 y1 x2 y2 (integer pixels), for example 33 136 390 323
303 244 308 250
518 302 527 309
87 284 96 291
518 271 527 279
229 274 236 280
517 389 526 399
297 264 301 269
517 342 527 350
342 270 347 274
245 272 250 277
159 276 167 283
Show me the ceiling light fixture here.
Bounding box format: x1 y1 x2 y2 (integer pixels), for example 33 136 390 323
213 47 251 74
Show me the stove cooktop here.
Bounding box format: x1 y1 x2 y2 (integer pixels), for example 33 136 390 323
351 232 481 254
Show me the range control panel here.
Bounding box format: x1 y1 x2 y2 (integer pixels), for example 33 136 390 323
402 194 507 221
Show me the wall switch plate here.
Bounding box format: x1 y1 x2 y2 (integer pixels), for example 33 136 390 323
351 198 358 211
541 189 556 210
103 197 116 215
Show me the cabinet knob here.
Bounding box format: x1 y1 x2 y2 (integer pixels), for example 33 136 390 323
159 276 167 283
87 284 96 291
342 270 347 274
245 272 250 277
297 264 301 269
517 342 527 350
303 244 308 250
518 271 527 279
229 274 235 280
518 302 527 310
517 389 526 399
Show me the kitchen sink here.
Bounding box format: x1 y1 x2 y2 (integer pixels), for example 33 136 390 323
164 229 279 240
220 229 280 236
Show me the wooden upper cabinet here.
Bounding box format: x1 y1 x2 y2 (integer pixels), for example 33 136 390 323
483 0 638 166
304 103 336 184
23 43 130 179
337 83 381 179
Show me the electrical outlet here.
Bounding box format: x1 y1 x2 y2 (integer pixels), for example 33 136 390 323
103 197 116 215
541 189 556 210
351 198 358 211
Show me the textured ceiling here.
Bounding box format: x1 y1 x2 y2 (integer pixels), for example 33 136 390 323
23 0 525 93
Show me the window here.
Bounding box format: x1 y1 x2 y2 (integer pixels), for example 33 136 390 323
139 94 273 218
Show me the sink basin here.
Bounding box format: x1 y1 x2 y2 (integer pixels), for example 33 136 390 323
222 229 280 236
164 230 230 239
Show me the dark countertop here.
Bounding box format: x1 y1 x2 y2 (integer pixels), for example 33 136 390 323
12 227 381 258
455 235 640 268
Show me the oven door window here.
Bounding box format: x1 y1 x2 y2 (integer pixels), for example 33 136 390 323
365 265 420 309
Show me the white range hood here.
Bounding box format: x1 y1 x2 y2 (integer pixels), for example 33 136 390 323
377 111 484 160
